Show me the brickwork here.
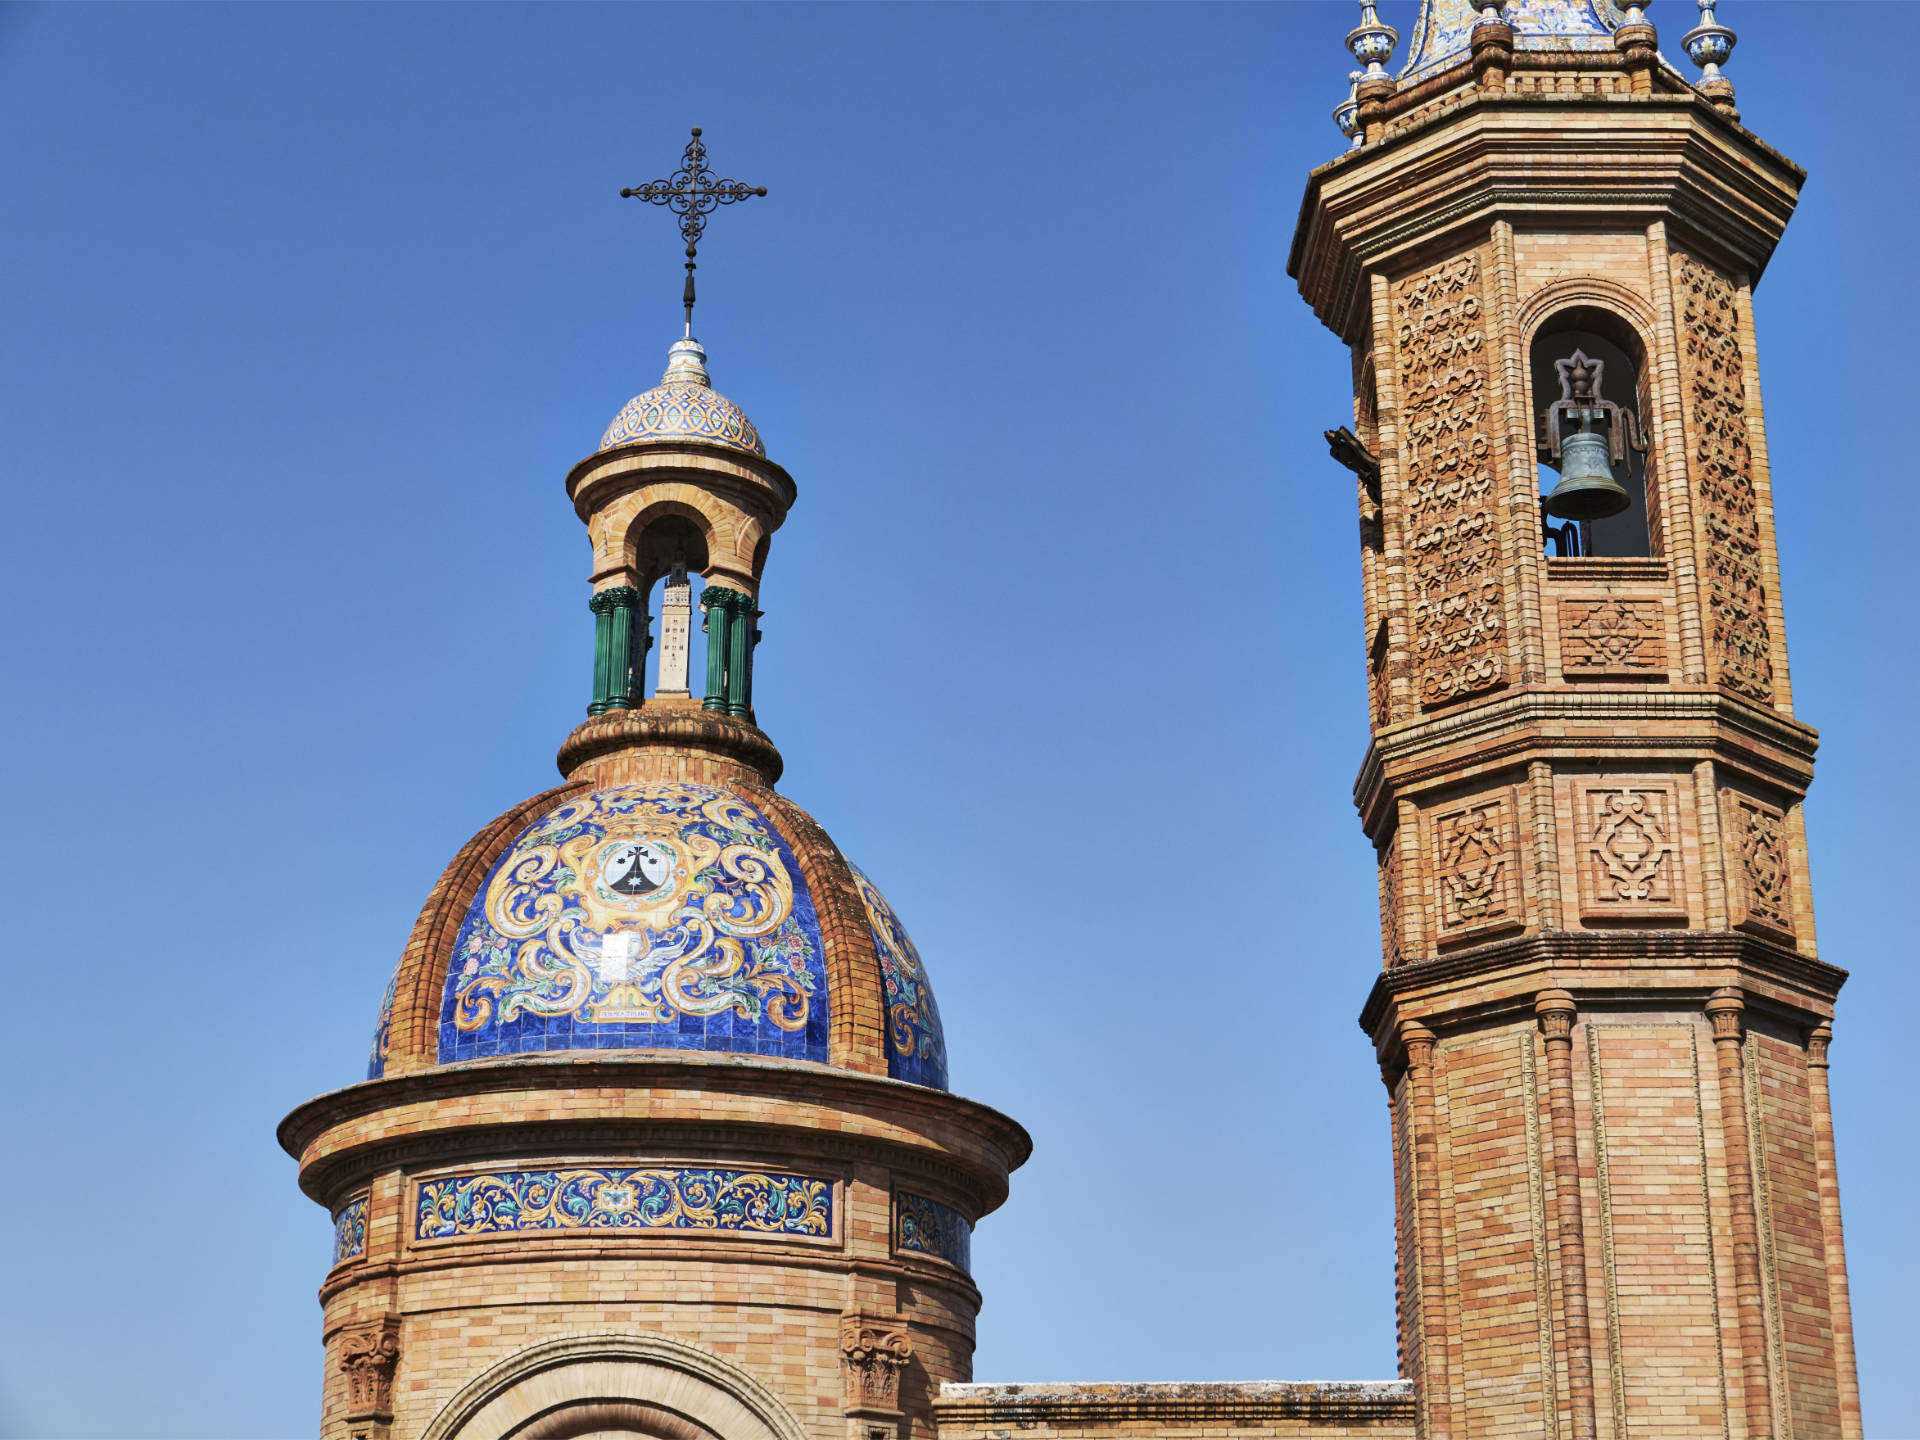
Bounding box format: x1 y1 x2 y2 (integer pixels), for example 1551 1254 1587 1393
934 1384 1415 1440
1293 30 1860 1440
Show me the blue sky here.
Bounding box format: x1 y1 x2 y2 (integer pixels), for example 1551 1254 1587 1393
1 3 1914 1435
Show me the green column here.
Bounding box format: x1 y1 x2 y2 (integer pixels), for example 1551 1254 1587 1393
602 585 638 710
587 590 618 716
726 592 754 717
701 588 732 712
738 606 761 719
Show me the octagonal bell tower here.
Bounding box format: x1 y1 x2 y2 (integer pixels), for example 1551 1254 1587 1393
1294 4 1859 1439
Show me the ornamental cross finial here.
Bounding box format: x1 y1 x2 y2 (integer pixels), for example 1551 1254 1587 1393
621 127 768 336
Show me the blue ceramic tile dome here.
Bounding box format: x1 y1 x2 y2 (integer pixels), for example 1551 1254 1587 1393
365 780 949 1090
599 338 765 457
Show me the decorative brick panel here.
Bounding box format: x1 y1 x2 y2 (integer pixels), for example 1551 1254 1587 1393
1576 783 1687 922
1675 252 1773 702
1558 598 1666 678
1428 790 1521 942
1723 789 1795 939
1392 253 1507 709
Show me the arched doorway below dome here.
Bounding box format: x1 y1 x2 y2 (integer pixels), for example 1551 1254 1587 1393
421 1333 810 1440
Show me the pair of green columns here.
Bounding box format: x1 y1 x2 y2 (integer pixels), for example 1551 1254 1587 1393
587 585 647 715
587 583 758 717
700 585 758 718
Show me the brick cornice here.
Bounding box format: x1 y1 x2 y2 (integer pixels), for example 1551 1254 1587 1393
1357 930 1849 1044
556 704 785 786
1291 92 1804 341
934 1382 1416 1427
1352 685 1819 838
278 1052 1031 1213
566 440 797 519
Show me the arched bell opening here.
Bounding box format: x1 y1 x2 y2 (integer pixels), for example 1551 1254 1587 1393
633 513 710 703
1528 306 1653 559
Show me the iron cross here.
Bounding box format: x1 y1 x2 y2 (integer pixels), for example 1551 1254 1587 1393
621 127 767 335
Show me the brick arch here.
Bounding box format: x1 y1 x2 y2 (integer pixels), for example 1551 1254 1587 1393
1516 275 1658 366
380 783 588 1076
616 489 736 583
419 1333 810 1440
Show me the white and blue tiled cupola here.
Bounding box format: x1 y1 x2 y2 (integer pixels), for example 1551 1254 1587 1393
1400 0 1635 82
599 336 766 457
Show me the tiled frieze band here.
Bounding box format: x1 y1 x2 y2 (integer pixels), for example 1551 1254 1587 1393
894 1190 971 1273
331 1194 369 1266
414 1167 833 1242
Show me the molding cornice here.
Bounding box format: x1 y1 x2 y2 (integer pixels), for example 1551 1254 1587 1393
934 1382 1415 1426
556 704 785 786
278 1051 1032 1212
1352 686 1819 836
1291 93 1804 341
1357 930 1849 1043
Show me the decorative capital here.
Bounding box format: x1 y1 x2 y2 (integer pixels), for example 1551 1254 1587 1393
701 584 752 613
339 1316 402 1422
1704 986 1746 1043
1807 1020 1833 1070
1398 1019 1436 1069
1534 989 1577 1042
840 1314 913 1411
590 585 640 614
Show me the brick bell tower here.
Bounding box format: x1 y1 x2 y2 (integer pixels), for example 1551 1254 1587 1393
1291 4 1859 1439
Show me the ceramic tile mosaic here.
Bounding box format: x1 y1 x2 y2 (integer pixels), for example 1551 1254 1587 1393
848 863 949 1091
366 972 396 1081
415 1167 832 1240
894 1190 970 1273
600 382 765 457
1401 0 1626 81
332 1195 368 1266
437 782 829 1066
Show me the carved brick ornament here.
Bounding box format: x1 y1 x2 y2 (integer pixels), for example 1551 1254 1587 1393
1430 792 1520 938
1724 790 1794 938
1675 253 1773 702
1560 598 1666 677
1379 841 1405 967
840 1315 913 1410
1393 254 1507 708
1579 784 1685 920
339 1316 402 1421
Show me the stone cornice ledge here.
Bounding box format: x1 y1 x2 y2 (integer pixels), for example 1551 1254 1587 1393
934 1381 1415 1425
279 1052 1032 1196
1352 686 1820 833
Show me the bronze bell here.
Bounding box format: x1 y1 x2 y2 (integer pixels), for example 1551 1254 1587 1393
1543 414 1632 522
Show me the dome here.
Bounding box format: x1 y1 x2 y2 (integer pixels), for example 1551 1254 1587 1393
598 338 766 457
366 779 948 1089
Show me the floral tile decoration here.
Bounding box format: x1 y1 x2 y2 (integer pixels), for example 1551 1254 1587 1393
434 782 829 1066
332 1195 369 1266
894 1190 970 1274
848 863 949 1091
1401 0 1624 81
414 1167 832 1240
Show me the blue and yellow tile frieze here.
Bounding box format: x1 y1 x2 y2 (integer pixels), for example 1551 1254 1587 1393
332 1195 369 1266
414 1167 834 1241
894 1190 970 1273
848 864 949 1091
435 782 829 1065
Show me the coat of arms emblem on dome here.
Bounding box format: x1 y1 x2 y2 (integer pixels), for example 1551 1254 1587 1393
438 782 829 1064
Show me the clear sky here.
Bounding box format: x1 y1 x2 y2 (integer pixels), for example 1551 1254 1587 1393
1 3 1915 1436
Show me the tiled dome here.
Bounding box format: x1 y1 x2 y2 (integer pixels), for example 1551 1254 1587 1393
598 338 765 457
366 779 948 1089
1400 0 1631 82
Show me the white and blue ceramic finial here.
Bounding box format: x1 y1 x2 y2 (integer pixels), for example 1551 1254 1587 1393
1472 0 1508 29
1347 0 1399 78
1683 0 1735 82
1621 0 1651 22
1334 70 1364 147
662 336 712 388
